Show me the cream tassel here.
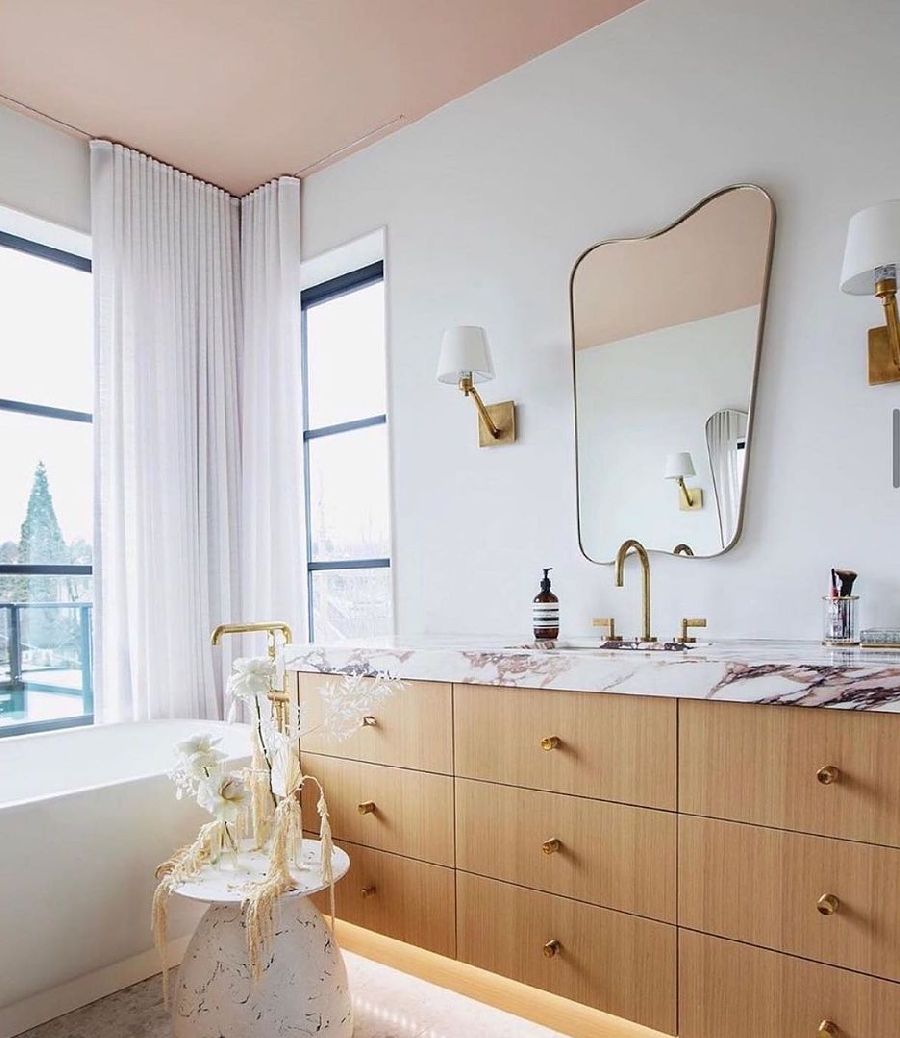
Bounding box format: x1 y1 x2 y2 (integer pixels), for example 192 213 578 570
246 724 273 848
152 819 226 1005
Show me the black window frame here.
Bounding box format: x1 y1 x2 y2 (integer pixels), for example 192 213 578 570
300 261 390 642
0 230 94 737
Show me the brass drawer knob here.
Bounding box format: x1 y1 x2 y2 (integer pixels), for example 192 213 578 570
361 715 378 727
357 800 376 815
542 838 561 855
543 939 561 959
817 1022 838 1037
541 736 561 751
816 765 840 785
360 885 376 899
817 893 840 916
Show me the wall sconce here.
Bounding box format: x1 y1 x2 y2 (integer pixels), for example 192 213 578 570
436 326 517 447
841 200 900 385
664 452 703 510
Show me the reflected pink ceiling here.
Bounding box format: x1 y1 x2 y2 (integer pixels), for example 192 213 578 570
573 187 774 349
0 0 642 195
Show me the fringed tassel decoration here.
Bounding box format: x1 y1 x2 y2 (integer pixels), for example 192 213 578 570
151 819 226 1005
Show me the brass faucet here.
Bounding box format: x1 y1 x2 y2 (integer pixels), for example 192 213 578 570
210 621 294 730
614 540 655 643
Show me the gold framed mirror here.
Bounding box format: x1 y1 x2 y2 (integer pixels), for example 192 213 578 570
571 184 775 562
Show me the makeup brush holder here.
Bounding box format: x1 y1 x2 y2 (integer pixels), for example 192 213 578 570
823 596 859 646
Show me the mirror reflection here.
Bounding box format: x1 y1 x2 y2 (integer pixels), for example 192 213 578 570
572 185 774 561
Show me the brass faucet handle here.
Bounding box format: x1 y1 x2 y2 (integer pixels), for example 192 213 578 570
676 617 708 644
592 617 622 642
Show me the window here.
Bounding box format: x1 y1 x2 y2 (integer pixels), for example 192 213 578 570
301 262 392 641
0 231 93 736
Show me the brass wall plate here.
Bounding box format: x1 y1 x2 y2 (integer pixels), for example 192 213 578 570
868 325 900 385
478 400 516 447
679 487 703 511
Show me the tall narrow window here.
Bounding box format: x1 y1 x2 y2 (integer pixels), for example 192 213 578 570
0 231 93 736
301 262 392 641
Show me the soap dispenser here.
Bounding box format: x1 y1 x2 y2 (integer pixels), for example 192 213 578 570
533 568 560 641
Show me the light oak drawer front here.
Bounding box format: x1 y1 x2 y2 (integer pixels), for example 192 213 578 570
310 840 456 958
680 700 900 846
455 778 676 922
679 815 900 982
679 930 900 1038
454 685 676 810
457 872 676 1034
297 674 453 774
300 754 454 866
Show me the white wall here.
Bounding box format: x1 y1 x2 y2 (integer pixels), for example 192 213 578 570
577 306 758 560
0 105 90 234
300 0 900 643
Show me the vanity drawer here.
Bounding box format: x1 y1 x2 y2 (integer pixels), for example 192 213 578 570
678 815 900 982
454 685 676 809
679 700 900 846
456 872 676 1034
679 930 900 1038
300 754 454 866
455 778 675 922
297 674 453 774
311 840 456 958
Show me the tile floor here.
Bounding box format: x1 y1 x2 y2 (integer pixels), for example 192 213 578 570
19 951 566 1038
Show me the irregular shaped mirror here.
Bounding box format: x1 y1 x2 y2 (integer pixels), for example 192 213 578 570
572 184 775 561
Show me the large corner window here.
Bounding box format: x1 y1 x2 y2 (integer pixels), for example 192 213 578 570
301 262 393 641
0 231 93 736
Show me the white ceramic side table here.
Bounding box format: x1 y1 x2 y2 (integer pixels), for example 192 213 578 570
171 840 352 1038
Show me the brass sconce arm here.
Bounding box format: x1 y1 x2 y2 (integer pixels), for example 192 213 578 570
675 477 693 509
459 375 501 439
875 277 900 369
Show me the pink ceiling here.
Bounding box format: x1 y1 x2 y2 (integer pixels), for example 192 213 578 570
0 0 642 195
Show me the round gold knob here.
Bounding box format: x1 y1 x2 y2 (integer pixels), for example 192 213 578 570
817 893 840 916
816 765 840 786
541 736 561 751
361 715 378 727
543 939 561 959
542 838 561 855
357 800 376 815
360 886 376 899
817 1021 838 1037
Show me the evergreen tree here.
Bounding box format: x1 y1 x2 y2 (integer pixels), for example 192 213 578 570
18 461 70 649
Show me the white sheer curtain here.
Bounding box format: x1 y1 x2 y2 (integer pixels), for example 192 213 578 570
91 141 242 721
239 178 306 639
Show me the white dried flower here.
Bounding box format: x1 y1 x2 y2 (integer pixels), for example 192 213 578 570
170 732 226 799
198 773 249 822
176 732 222 757
227 657 275 700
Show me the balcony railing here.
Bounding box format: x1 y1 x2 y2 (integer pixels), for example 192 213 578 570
0 601 93 736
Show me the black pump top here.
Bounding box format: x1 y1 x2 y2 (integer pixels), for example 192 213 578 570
540 568 552 593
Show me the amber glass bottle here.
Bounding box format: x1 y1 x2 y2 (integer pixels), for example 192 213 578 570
532 568 559 640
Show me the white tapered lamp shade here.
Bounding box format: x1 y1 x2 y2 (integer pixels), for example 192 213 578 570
436 326 495 384
664 452 696 480
841 200 900 294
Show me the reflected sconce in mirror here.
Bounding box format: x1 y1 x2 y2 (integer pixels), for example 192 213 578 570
664 452 703 510
841 200 900 385
436 325 517 447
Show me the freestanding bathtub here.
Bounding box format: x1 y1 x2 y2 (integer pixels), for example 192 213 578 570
0 719 251 1038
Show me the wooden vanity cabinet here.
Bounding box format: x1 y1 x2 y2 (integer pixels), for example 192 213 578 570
293 673 900 1038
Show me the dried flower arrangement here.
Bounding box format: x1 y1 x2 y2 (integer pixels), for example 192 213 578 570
152 661 403 1000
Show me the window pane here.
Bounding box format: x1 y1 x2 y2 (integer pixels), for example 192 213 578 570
311 568 392 642
0 411 92 560
306 280 386 428
0 244 93 412
308 424 390 561
0 575 93 729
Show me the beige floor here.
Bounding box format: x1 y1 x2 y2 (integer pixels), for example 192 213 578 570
19 951 566 1038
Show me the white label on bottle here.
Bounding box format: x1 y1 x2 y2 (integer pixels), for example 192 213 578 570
533 604 559 625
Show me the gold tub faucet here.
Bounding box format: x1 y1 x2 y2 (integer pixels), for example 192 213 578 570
210 621 294 730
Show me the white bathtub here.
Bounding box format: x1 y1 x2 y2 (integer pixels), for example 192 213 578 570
0 719 251 1038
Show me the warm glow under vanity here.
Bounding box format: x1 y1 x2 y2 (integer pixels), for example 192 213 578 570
285 638 900 1038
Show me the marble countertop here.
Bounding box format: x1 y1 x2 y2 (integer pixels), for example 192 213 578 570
284 636 900 711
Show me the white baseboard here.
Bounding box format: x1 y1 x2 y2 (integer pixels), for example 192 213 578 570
0 937 190 1038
